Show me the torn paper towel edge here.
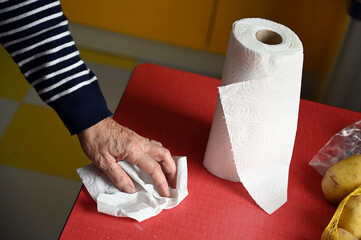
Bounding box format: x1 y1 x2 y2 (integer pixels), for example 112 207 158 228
203 99 240 182
77 156 188 222
218 76 300 214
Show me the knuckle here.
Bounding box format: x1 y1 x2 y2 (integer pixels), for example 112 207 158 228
151 139 162 146
127 150 143 166
96 156 109 171
102 162 116 174
159 147 171 159
149 163 163 179
127 137 142 152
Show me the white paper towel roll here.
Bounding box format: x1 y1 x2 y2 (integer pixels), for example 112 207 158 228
203 18 303 214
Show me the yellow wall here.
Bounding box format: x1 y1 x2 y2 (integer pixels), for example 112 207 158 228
61 0 349 87
61 0 215 50
209 0 349 76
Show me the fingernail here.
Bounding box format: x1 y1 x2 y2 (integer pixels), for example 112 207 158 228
124 185 135 194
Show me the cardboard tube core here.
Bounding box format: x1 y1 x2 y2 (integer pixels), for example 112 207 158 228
256 30 282 45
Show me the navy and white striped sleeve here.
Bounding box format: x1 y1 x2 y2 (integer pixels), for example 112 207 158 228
0 0 112 134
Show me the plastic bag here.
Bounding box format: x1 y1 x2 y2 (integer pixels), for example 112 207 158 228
311 120 361 239
321 185 361 240
309 120 361 176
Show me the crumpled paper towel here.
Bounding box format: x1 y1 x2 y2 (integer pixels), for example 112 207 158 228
77 156 188 222
203 18 303 214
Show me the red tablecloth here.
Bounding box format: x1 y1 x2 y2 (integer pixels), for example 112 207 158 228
60 63 361 240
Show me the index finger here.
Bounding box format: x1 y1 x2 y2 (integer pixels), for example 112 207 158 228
146 143 177 188
97 158 136 194
128 150 171 197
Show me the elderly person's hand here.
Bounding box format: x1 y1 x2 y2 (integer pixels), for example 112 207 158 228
77 117 177 197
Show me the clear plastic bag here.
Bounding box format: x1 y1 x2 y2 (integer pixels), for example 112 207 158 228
309 120 361 176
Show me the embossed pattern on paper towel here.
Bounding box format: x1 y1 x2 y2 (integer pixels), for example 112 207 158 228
78 163 119 199
221 41 276 87
203 18 303 214
219 76 295 213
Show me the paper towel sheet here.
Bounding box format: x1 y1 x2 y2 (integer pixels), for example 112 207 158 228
203 18 303 214
77 156 188 222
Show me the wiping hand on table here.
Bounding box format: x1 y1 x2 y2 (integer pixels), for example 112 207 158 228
77 117 177 197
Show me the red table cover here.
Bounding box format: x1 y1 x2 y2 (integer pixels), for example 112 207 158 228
60 63 361 240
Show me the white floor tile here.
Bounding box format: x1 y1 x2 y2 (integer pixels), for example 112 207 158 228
0 165 82 240
0 97 19 139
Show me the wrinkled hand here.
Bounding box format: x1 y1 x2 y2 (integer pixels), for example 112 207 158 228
77 117 177 197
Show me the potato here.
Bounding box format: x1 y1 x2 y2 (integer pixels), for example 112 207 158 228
338 195 361 239
321 228 357 240
337 228 358 240
321 154 361 203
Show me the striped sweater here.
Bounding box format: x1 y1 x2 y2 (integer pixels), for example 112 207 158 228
0 0 112 134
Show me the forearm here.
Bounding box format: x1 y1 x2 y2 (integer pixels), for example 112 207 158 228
0 0 112 134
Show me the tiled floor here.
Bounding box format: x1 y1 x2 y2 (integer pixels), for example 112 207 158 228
0 165 82 239
0 23 225 239
0 44 135 239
